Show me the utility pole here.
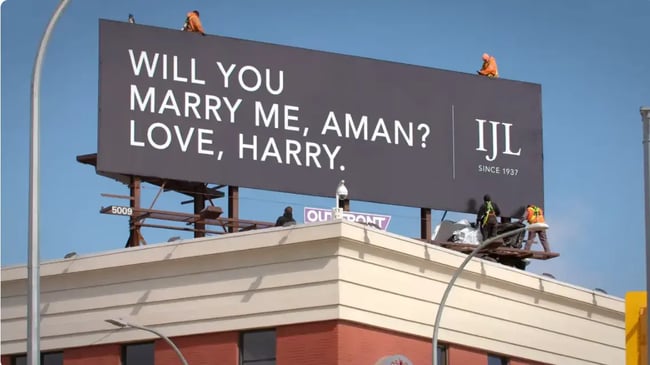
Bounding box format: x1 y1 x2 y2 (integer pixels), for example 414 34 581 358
641 106 650 365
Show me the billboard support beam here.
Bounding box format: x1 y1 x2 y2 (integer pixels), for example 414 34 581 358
128 176 142 246
421 208 432 241
194 194 206 238
228 186 239 233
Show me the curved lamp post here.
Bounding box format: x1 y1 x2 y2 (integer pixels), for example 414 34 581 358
105 318 189 365
432 222 548 365
28 1 71 364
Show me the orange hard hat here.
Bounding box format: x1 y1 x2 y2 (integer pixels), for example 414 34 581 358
482 53 490 61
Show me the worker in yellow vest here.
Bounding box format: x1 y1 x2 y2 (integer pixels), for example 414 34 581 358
476 194 501 240
522 204 550 252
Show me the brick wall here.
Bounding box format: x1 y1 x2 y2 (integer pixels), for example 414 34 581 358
449 344 487 364
1 320 548 365
337 321 430 365
155 332 238 365
276 320 339 365
64 343 120 365
274 320 546 365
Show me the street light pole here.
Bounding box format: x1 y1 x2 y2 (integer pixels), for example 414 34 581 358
28 1 70 364
105 319 189 365
641 106 650 364
431 223 547 365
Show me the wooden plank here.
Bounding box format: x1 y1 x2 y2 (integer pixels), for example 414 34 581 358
434 241 559 261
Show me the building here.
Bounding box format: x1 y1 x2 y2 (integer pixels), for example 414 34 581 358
1 220 624 364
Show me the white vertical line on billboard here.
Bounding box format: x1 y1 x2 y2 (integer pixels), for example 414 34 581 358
452 104 456 180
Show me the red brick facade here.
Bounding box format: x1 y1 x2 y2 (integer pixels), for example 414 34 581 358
277 319 339 364
155 332 238 365
64 343 120 365
449 344 487 364
337 321 430 364
2 320 548 365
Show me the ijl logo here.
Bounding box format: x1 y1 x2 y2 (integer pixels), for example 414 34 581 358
475 119 522 162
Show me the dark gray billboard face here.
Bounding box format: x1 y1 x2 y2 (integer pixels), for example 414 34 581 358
98 20 543 216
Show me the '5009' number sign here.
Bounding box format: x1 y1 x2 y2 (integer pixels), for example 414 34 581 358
109 206 133 216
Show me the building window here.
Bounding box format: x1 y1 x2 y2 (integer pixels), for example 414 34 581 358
240 329 276 365
12 352 63 365
488 353 509 365
437 344 448 365
122 342 155 365
11 355 25 365
42 352 63 365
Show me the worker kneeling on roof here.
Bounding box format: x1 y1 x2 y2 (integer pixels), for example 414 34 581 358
183 10 206 36
477 53 499 78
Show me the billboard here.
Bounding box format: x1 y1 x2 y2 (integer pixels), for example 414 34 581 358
97 20 544 216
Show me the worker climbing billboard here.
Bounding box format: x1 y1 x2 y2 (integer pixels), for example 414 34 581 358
97 20 544 217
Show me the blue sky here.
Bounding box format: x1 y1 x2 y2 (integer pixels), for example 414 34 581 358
2 0 649 298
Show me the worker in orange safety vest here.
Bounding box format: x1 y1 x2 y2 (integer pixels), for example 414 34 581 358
521 205 550 252
182 10 206 36
477 53 499 78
